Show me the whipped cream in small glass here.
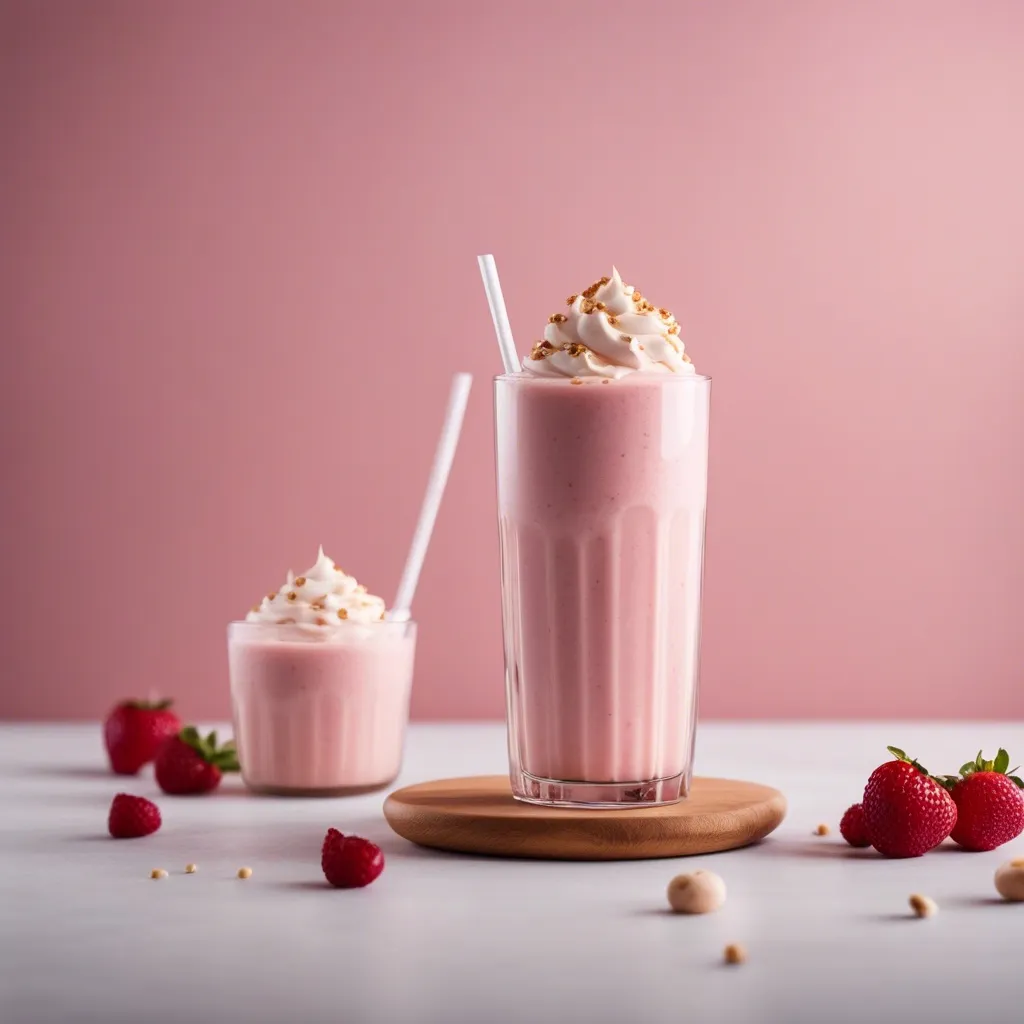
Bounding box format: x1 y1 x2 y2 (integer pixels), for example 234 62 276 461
245 546 386 630
522 267 696 379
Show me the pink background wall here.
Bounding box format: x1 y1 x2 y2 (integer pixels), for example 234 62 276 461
3 0 1023 722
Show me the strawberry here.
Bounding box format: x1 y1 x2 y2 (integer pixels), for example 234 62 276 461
321 828 385 888
154 726 239 795
108 793 161 838
862 746 957 858
839 803 871 847
103 699 181 775
942 749 1024 852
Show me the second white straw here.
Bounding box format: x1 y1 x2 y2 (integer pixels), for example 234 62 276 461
389 372 474 621
477 254 521 374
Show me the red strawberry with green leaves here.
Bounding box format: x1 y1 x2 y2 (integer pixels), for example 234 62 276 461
103 699 181 775
861 746 957 858
154 726 239 795
941 749 1024 852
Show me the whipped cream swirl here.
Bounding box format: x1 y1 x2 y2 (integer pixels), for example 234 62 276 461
522 267 696 378
245 546 386 628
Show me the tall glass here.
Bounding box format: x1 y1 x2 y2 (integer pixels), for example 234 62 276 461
495 373 711 808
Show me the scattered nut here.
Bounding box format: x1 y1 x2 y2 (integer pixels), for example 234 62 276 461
185 863 197 874
667 870 727 914
814 824 830 836
908 893 937 918
150 868 168 880
994 859 1024 901
237 867 253 879
724 943 747 965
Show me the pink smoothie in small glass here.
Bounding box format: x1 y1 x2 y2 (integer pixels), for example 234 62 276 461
228 547 415 795
229 623 415 794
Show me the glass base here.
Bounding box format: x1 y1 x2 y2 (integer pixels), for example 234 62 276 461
511 768 689 809
242 776 396 798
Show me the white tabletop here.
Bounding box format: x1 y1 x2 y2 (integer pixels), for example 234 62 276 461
2 722 1022 1024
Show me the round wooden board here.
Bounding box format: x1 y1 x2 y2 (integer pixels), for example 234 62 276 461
383 775 787 861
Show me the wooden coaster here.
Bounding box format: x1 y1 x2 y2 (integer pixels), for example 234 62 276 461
383 775 787 861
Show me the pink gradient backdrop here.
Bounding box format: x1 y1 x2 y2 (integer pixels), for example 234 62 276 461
2 0 1023 722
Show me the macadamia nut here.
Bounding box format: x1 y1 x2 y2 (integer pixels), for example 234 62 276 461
667 870 727 914
994 858 1024 901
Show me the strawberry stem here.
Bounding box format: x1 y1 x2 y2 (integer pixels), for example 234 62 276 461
886 745 932 777
953 748 1017 781
178 726 240 772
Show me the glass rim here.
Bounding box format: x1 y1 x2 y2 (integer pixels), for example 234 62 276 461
494 372 711 384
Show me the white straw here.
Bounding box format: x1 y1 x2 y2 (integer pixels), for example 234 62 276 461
477 254 521 374
389 372 473 621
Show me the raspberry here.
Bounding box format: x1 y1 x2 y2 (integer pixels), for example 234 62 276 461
108 794 161 839
839 803 871 847
321 828 384 888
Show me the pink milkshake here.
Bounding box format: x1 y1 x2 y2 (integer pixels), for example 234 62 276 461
496 269 710 807
228 548 416 795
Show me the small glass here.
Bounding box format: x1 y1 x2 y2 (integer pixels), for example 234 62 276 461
495 373 711 808
227 619 416 796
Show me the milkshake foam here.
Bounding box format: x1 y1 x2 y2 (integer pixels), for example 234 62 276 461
522 268 696 378
245 546 386 631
